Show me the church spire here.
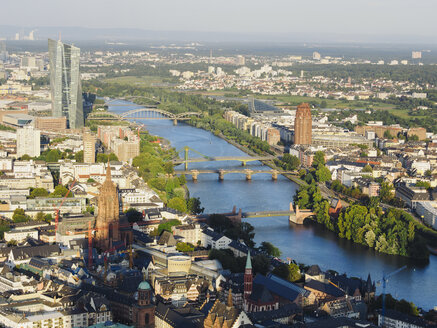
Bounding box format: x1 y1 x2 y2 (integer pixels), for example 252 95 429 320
245 250 252 270
106 159 111 181
227 288 233 307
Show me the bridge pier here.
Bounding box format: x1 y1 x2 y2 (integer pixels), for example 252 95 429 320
245 169 253 181
218 169 225 181
191 170 199 182
271 170 278 181
173 119 178 126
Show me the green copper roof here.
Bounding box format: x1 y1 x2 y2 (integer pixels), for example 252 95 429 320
245 250 252 270
138 281 151 290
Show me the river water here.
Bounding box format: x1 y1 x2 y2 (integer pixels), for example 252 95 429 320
108 100 437 310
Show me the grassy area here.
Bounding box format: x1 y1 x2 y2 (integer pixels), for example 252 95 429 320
386 108 428 120
104 75 165 87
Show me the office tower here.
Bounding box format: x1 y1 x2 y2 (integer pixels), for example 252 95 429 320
48 39 84 129
236 55 245 66
294 103 312 145
0 41 7 62
412 51 422 59
313 51 321 60
17 126 41 158
83 128 96 163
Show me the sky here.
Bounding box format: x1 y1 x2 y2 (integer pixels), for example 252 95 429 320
2 0 437 43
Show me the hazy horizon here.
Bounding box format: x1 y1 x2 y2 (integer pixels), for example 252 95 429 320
1 0 437 44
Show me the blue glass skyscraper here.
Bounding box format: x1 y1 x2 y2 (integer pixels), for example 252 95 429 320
48 39 83 129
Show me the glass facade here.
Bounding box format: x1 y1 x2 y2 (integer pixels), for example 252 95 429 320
48 39 84 129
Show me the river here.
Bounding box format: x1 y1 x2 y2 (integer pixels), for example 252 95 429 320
108 100 437 310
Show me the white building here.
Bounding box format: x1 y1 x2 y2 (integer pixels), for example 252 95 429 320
17 126 40 158
416 201 437 230
4 229 38 243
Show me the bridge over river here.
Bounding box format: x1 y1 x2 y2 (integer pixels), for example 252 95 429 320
195 204 315 224
175 169 297 181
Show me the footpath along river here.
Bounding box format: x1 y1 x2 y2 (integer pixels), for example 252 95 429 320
108 100 437 310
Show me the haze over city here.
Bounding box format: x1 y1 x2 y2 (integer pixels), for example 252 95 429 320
0 2 437 328
2 0 437 43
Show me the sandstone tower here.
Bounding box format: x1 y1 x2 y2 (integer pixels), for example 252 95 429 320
294 103 312 145
95 161 120 250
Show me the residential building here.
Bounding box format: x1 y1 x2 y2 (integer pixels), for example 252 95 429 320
17 125 40 157
378 309 433 328
416 201 437 229
83 128 96 163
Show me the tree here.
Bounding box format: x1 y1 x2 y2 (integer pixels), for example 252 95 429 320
7 239 17 247
187 197 204 215
108 153 118 161
29 188 49 199
312 151 326 167
20 154 31 160
272 262 301 282
176 242 195 252
252 254 270 275
49 185 72 198
157 219 181 235
167 197 187 213
96 153 108 163
75 150 84 163
320 100 327 108
415 181 431 189
12 208 29 222
126 208 143 223
281 154 300 171
315 166 332 182
259 241 282 257
362 164 373 173
384 130 393 139
46 149 60 162
43 214 53 223
379 181 394 202
424 170 432 177
35 212 45 221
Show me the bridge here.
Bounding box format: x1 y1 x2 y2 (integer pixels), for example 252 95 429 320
174 146 277 170
196 204 315 225
87 107 202 125
175 169 297 181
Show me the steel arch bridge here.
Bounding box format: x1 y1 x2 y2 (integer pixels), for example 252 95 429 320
119 107 202 121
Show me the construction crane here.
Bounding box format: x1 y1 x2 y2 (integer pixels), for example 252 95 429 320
54 180 76 242
137 124 144 138
377 265 407 327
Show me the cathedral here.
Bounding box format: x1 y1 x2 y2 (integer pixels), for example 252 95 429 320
95 162 129 251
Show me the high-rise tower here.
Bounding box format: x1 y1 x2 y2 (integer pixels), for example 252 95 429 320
294 103 312 145
48 39 84 129
83 128 96 163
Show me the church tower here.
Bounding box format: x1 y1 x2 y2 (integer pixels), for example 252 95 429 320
244 251 253 301
95 161 120 251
